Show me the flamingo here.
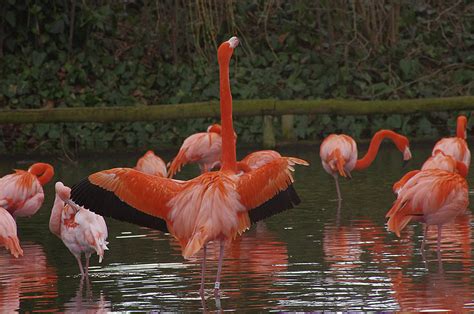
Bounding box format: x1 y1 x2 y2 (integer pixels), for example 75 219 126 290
0 207 22 257
135 150 167 177
393 150 468 195
167 124 222 178
69 37 307 295
320 130 412 200
432 115 470 170
0 163 54 218
49 182 108 277
386 169 469 256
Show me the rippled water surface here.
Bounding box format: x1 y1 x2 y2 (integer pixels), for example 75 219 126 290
1 142 474 311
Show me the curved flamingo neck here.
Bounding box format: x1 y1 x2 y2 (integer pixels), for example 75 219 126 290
218 56 237 172
456 116 467 139
28 163 54 185
354 130 403 170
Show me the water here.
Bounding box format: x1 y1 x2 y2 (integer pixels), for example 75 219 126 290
1 141 473 311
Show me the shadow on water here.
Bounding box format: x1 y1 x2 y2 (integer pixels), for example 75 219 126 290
0 141 473 311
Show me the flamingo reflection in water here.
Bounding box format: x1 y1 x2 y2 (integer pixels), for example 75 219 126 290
0 242 58 312
323 212 474 311
64 277 111 313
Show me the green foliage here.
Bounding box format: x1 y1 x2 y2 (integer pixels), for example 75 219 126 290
0 1 472 153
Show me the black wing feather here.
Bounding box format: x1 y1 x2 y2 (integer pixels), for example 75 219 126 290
248 184 301 224
71 177 169 232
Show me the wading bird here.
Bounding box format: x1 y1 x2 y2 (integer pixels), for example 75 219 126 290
135 150 167 177
393 150 468 195
432 115 470 170
69 37 307 296
167 124 222 178
0 163 54 218
320 130 412 200
386 169 468 257
0 207 22 257
49 182 108 277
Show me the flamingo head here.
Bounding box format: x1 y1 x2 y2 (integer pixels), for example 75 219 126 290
207 124 222 134
55 181 71 202
393 135 412 162
218 36 239 65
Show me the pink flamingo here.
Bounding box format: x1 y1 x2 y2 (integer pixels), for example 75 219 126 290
320 130 412 200
135 150 167 177
386 169 469 256
0 163 54 218
49 182 108 277
393 150 468 195
69 37 307 295
0 207 22 257
167 124 222 178
432 115 470 170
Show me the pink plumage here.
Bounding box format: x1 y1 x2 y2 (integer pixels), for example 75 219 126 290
167 124 222 178
135 150 167 177
49 182 108 277
0 207 23 258
0 163 54 218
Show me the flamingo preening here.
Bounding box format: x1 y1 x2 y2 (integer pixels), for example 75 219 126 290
320 130 412 200
135 150 167 177
69 37 307 295
49 182 108 277
167 124 222 178
0 163 54 218
386 169 469 257
432 115 470 170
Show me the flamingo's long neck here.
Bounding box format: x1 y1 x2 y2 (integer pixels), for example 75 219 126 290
456 116 467 139
28 163 54 186
219 55 237 172
354 130 402 170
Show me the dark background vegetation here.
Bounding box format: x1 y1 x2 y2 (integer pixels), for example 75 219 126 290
0 0 472 154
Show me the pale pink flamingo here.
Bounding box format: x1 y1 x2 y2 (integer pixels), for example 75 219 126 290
386 169 469 256
432 115 470 170
0 207 22 257
135 150 167 177
320 130 412 200
0 163 54 218
393 150 468 195
49 182 108 277
69 37 307 296
167 124 222 178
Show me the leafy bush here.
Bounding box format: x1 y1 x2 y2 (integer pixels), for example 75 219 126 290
0 1 472 153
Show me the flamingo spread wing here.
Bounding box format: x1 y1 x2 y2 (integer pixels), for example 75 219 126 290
71 168 185 232
238 157 309 223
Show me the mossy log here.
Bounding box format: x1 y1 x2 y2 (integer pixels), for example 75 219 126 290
0 96 473 124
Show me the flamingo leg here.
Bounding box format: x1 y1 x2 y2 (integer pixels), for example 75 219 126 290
214 241 225 294
437 225 442 261
75 255 85 276
85 253 91 277
199 244 207 297
334 175 342 201
421 224 429 251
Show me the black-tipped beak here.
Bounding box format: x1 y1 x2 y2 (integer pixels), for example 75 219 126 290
402 159 410 168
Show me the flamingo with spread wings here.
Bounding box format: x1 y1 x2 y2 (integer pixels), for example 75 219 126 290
0 207 22 257
69 37 307 295
167 124 222 178
320 131 412 200
432 115 470 170
135 150 167 177
0 163 54 218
